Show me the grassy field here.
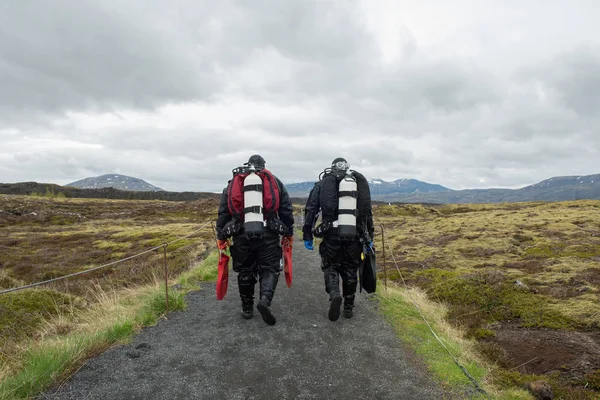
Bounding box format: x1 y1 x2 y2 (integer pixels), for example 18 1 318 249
2 195 599 399
0 195 218 398
371 200 600 399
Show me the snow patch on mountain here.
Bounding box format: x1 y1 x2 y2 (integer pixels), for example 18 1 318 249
67 174 164 192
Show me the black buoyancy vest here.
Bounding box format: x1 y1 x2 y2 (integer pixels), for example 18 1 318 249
319 170 370 224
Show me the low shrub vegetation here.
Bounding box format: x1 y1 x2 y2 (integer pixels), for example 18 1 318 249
0 195 220 399
373 200 600 399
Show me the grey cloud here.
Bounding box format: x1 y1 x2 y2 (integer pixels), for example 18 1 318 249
373 61 501 113
500 121 535 142
230 0 372 63
221 2 500 115
1 1 599 192
346 142 414 165
428 134 595 187
498 104 584 142
0 1 218 117
0 0 501 120
522 45 600 117
221 1 501 114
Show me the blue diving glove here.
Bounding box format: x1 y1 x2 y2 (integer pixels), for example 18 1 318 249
304 240 314 250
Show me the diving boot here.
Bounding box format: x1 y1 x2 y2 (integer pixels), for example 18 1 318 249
238 276 256 320
342 280 357 319
256 296 276 325
241 298 254 319
259 272 278 308
343 303 354 319
328 293 343 321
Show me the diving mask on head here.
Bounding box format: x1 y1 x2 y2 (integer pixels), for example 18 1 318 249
331 158 350 171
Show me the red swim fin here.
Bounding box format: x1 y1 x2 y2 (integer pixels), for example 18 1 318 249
282 237 293 288
216 251 230 300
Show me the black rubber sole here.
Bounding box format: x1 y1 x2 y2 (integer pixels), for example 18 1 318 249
257 300 276 325
328 294 342 321
241 311 253 319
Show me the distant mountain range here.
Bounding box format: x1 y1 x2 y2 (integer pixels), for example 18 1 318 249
67 174 163 192
0 182 218 202
286 178 449 198
286 174 600 203
2 173 600 204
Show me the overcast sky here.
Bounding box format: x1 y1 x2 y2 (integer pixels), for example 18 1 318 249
1 0 599 192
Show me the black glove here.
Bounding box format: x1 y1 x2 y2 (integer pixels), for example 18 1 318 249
221 220 242 238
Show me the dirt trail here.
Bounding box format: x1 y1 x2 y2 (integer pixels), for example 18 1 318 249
43 243 455 400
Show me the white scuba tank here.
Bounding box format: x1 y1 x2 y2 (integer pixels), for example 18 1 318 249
337 171 357 238
243 170 264 238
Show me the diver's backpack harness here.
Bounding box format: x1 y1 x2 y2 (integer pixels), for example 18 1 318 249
314 169 359 239
226 165 282 238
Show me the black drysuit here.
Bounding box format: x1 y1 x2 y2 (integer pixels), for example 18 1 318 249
216 175 294 308
302 170 374 311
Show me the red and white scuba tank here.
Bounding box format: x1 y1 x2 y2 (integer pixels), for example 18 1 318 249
243 168 264 238
337 171 357 238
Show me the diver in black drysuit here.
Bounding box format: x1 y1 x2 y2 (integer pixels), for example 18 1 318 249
302 157 374 321
216 155 294 325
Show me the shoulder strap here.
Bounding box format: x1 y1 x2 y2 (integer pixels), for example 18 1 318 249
258 169 280 216
227 173 247 219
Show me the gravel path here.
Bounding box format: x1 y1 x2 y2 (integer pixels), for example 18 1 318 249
43 242 451 400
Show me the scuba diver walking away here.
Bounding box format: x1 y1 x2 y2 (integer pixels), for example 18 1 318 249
216 155 295 325
302 157 374 321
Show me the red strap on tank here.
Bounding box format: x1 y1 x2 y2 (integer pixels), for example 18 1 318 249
227 169 280 219
258 169 280 216
227 173 247 218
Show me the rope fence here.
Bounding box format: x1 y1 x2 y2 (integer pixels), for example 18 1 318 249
0 220 214 297
380 224 490 398
4 215 488 395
